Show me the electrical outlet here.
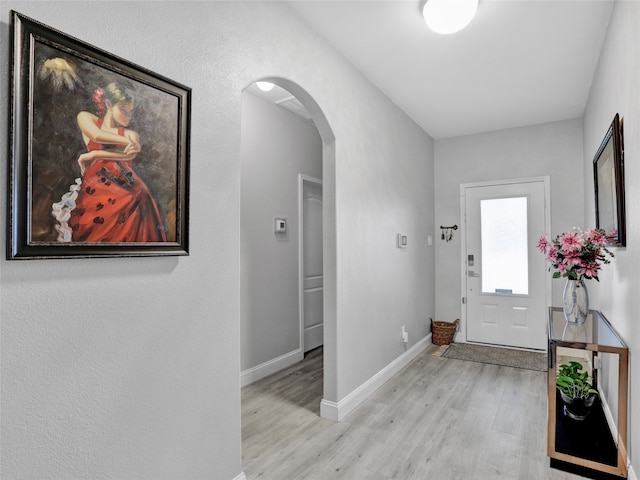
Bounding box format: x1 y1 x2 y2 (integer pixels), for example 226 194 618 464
594 355 602 369
401 326 408 343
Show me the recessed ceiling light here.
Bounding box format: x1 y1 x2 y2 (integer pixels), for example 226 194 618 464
256 81 275 92
423 0 478 34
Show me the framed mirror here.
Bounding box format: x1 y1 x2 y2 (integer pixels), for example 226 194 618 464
593 113 625 246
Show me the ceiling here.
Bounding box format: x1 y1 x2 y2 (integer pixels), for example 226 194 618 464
245 82 315 123
276 0 613 139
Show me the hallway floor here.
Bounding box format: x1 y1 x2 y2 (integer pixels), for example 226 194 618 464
241 345 588 479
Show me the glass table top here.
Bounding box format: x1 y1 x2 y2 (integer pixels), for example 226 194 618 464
548 307 627 350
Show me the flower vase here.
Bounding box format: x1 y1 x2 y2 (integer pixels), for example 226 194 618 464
562 279 589 325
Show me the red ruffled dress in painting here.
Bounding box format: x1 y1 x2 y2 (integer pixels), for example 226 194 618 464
68 120 167 243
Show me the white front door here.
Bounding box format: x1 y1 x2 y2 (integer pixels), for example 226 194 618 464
463 178 549 350
301 177 323 352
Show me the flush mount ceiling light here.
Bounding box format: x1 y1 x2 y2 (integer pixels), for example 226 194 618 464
423 0 479 34
256 81 275 92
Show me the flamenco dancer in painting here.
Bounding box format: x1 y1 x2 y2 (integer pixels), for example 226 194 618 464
52 81 167 243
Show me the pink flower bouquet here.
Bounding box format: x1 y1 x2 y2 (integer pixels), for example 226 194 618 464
537 228 615 282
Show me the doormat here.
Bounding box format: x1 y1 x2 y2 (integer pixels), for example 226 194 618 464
440 342 547 372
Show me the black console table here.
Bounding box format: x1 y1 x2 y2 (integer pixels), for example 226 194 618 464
548 307 628 479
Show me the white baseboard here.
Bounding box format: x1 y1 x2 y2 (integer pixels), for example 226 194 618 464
232 473 247 480
597 385 636 480
320 333 432 422
597 384 618 442
319 398 339 421
240 348 304 387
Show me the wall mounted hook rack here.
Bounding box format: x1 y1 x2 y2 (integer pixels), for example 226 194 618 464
440 225 458 242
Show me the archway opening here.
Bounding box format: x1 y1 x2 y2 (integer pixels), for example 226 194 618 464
239 77 337 417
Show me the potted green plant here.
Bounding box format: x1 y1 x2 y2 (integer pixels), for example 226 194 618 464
556 361 598 421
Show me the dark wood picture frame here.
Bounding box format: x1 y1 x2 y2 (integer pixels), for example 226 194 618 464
9 11 190 259
593 113 625 247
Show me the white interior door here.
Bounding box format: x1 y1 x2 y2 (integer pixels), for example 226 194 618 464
301 178 323 352
463 178 549 350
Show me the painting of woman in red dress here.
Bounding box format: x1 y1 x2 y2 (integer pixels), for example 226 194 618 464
11 21 188 259
52 82 168 243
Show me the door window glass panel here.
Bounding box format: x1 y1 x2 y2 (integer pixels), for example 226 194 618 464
481 197 529 294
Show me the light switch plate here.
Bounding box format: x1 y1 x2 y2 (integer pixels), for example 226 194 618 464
397 234 407 248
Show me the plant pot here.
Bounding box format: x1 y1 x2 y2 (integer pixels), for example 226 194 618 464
559 390 597 421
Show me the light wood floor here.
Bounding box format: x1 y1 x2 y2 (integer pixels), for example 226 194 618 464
242 345 588 480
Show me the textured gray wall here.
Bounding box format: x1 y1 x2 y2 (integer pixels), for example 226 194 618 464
0 2 436 478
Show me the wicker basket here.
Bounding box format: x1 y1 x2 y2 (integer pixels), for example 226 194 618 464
430 318 459 346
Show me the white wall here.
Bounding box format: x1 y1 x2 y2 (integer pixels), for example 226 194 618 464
0 2 435 478
434 119 585 324
334 101 435 400
240 91 322 376
582 0 640 474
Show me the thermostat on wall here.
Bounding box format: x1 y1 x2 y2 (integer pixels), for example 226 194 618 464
275 218 287 233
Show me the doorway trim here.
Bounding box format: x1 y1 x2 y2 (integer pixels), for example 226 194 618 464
459 176 551 347
298 174 323 353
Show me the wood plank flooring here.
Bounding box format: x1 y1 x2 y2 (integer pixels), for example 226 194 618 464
242 345 588 479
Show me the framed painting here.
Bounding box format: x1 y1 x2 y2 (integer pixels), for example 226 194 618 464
9 11 190 259
593 113 625 247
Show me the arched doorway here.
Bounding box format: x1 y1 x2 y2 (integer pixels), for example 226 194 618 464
239 77 337 417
